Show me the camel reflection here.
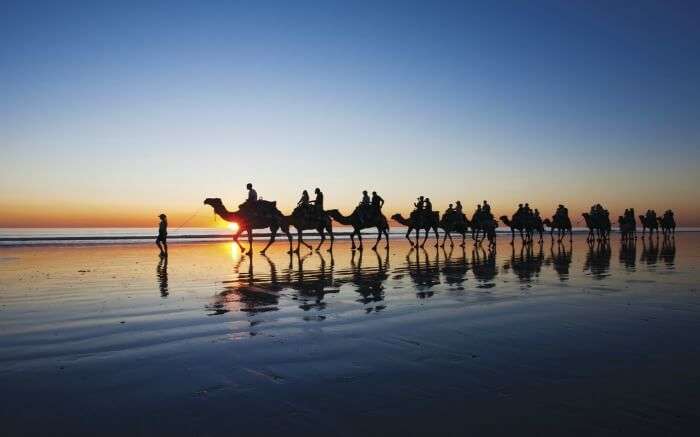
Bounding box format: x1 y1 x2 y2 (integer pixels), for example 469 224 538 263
619 240 637 271
502 243 544 285
660 237 676 268
545 241 572 281
157 257 169 297
471 246 497 288
335 249 389 311
441 246 469 288
290 252 339 312
208 255 282 316
583 241 611 279
404 248 441 298
641 238 659 268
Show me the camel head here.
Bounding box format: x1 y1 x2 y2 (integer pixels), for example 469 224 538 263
390 213 402 221
542 218 552 226
499 215 509 223
203 197 223 207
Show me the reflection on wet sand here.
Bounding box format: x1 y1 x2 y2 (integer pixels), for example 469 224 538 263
157 257 168 297
619 239 637 271
201 236 683 325
660 237 676 268
546 241 572 281
502 243 545 285
471 246 498 288
641 237 659 268
339 250 389 311
584 241 611 279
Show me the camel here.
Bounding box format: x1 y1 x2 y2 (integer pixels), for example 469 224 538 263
500 214 535 244
327 207 390 251
286 208 334 253
438 212 471 248
618 215 636 241
204 198 292 254
639 215 658 237
582 212 610 242
471 215 498 246
658 214 676 237
391 211 440 248
542 216 572 243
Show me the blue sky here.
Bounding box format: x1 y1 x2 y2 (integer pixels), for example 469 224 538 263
1 1 699 226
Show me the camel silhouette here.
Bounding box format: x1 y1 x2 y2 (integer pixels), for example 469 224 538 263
542 217 572 243
658 213 676 237
204 197 292 254
500 214 535 245
438 211 471 248
391 211 440 248
327 207 389 251
582 212 611 242
639 214 659 237
286 208 334 253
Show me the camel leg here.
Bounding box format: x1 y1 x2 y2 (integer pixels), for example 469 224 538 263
384 228 390 249
299 231 313 251
232 229 245 252
372 227 381 250
460 232 465 247
350 231 356 250
405 227 414 246
260 228 278 254
247 230 254 254
294 230 302 253
433 227 440 247
510 229 515 245
421 229 429 248
315 227 326 252
357 231 364 251
278 223 292 254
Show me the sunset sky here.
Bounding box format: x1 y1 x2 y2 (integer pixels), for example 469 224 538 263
2 1 699 227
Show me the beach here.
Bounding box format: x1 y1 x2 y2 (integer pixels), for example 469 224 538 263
1 235 699 435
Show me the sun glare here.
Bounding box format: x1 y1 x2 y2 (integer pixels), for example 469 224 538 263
228 222 239 232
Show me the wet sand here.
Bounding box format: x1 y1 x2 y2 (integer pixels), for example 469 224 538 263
1 235 699 436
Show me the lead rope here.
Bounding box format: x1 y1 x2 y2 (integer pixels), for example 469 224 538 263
171 205 205 235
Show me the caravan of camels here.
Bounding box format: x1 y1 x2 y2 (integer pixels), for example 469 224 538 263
203 184 677 254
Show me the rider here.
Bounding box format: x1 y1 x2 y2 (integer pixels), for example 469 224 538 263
524 203 532 215
455 201 463 215
371 191 384 211
312 188 324 214
482 200 491 216
424 198 433 212
515 203 524 218
446 203 454 214
297 190 310 208
246 183 258 203
414 196 425 211
360 190 371 206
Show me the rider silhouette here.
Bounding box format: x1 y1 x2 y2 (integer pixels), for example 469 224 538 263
455 201 463 215
414 196 425 211
361 190 370 206
297 190 310 208
371 191 384 211
425 198 433 212
246 183 257 203
312 188 324 213
482 200 491 215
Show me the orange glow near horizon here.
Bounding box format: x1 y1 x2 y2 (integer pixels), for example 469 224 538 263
0 197 699 228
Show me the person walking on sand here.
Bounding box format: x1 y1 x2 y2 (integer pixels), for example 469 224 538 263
156 214 168 257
